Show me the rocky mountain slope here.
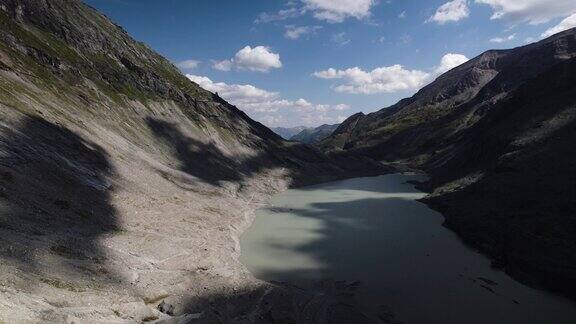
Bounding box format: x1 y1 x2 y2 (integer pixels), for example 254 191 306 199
290 123 339 144
320 28 576 299
0 1 384 322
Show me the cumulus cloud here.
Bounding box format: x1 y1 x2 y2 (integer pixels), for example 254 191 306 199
176 59 200 70
213 46 282 72
541 13 576 37
314 53 469 94
186 75 350 127
235 46 282 72
313 66 430 94
257 0 376 24
489 33 516 43
475 0 576 24
434 53 470 74
284 25 322 40
303 0 376 22
428 0 470 24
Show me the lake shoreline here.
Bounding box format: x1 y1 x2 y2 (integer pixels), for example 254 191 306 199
240 174 576 323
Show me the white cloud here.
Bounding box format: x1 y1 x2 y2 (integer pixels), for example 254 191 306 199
336 115 348 123
489 33 516 43
235 46 282 72
475 0 576 24
331 32 351 45
428 0 470 24
314 53 469 94
434 53 469 74
284 25 322 40
398 11 407 19
303 0 376 23
212 59 233 71
213 46 282 73
334 104 350 111
176 59 200 70
254 8 303 23
186 75 277 110
186 75 350 127
313 66 430 94
541 13 576 37
256 0 376 24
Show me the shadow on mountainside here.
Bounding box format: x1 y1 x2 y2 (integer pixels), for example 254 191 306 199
147 117 248 186
424 117 576 301
174 279 376 324
146 117 387 189
419 57 576 300
0 114 121 284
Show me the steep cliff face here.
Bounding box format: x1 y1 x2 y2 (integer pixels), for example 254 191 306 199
0 1 382 322
320 28 576 298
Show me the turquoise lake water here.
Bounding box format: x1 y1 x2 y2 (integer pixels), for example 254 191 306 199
240 174 576 323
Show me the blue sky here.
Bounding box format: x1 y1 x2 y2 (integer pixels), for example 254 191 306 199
85 0 576 127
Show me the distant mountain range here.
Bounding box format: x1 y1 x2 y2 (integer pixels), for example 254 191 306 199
290 124 340 144
270 126 308 139
271 124 340 143
320 27 576 299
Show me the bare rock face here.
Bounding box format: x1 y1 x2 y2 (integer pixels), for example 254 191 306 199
0 0 384 322
320 28 576 299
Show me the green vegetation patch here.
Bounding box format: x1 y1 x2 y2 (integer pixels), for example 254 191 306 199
0 11 82 65
40 277 85 292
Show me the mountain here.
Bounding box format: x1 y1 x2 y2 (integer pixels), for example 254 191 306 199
0 1 383 322
290 123 339 144
320 28 576 298
270 126 307 139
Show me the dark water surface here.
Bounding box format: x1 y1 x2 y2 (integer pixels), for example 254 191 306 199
240 174 576 323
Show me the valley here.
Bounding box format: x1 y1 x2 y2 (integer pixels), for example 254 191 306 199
0 0 575 323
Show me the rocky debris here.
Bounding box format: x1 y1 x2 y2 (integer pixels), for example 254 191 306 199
157 300 175 316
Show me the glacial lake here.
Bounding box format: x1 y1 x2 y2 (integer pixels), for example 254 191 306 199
240 174 576 323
